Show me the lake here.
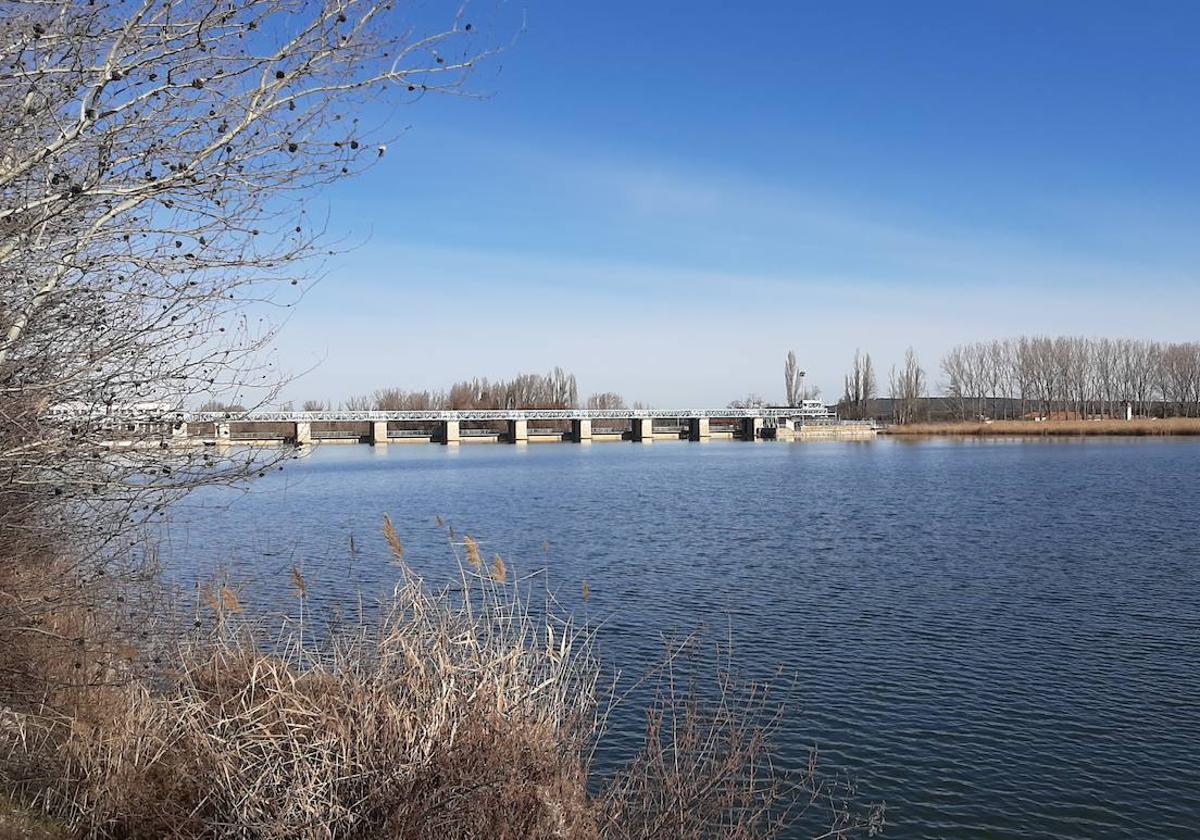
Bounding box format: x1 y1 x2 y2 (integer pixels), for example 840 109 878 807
165 437 1200 839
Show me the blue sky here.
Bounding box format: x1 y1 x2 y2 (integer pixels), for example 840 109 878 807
273 1 1200 406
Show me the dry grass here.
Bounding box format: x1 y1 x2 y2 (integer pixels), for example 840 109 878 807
0 521 883 839
595 652 884 840
884 418 1200 437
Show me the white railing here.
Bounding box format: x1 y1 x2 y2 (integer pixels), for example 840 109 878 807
185 407 837 422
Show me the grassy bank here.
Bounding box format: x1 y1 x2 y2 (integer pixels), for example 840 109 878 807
883 418 1200 436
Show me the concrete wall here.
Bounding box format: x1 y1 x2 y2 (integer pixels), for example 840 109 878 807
795 425 876 439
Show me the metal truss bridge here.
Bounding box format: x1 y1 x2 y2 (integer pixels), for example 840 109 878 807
186 407 834 422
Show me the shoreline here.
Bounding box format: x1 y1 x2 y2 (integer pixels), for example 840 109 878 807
882 418 1200 437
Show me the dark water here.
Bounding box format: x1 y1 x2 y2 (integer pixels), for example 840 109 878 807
166 438 1200 839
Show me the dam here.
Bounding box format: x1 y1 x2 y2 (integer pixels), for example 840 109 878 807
171 407 876 446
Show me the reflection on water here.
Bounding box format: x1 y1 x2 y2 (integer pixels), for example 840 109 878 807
165 437 1200 839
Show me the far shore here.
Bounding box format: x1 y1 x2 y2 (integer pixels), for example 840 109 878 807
882 418 1200 437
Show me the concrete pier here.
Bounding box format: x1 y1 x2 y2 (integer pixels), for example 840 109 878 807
773 418 795 441
370 421 388 445
442 420 460 445
294 421 312 445
508 418 528 445
215 422 230 441
741 417 763 440
688 417 711 441
632 417 654 442
571 418 592 443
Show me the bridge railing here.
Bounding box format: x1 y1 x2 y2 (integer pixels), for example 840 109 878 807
185 407 837 423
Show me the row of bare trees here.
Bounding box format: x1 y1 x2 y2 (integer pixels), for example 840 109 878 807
833 336 1200 424
334 367 600 411
941 337 1200 420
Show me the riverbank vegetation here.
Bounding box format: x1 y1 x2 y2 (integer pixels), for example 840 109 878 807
0 520 883 839
884 418 1200 437
938 337 1200 421
836 337 1200 425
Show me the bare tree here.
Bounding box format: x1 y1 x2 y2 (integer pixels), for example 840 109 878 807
341 393 374 411
0 0 493 724
197 399 247 413
586 391 626 410
839 349 876 420
1094 338 1118 419
888 347 926 425
862 352 877 418
369 387 447 410
993 339 1018 419
727 394 767 409
1 0 489 540
783 350 803 407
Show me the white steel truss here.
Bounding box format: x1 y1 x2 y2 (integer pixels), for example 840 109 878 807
184 407 836 422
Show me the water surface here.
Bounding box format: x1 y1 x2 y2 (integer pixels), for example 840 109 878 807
166 437 1200 839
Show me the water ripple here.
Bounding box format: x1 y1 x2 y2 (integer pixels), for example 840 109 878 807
166 438 1200 839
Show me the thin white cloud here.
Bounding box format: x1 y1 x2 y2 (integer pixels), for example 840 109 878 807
274 241 1200 406
268 131 1200 405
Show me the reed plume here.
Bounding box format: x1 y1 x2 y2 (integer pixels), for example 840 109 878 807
491 553 508 584
219 586 242 614
383 513 405 562
289 565 307 598
463 534 483 569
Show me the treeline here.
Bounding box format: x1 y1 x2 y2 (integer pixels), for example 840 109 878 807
941 337 1200 420
835 337 1200 423
294 368 635 412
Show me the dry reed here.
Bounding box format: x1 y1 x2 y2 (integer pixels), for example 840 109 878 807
885 418 1200 437
0 519 883 839
382 514 404 563
7 554 600 838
